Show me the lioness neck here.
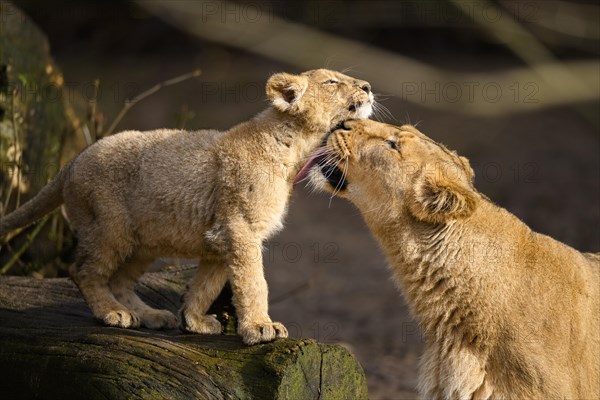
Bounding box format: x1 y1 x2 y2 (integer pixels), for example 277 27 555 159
366 200 529 347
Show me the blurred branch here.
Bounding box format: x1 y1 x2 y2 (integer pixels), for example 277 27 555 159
451 0 596 124
87 79 101 142
451 0 588 94
1 215 49 274
2 88 20 214
136 0 599 117
503 0 600 41
104 69 202 137
270 280 311 305
501 0 599 54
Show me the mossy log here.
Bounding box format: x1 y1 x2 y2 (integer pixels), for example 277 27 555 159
0 265 368 399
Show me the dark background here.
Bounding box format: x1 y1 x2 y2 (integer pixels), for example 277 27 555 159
8 1 600 398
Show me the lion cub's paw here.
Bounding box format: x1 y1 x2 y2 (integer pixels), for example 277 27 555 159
140 309 178 330
239 321 288 345
102 310 141 328
180 311 223 335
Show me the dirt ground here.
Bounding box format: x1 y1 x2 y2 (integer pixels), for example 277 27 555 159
14 2 600 398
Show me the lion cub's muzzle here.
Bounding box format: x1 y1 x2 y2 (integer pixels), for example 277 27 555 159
349 86 374 119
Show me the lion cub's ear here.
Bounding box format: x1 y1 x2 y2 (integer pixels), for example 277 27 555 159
266 73 309 113
408 169 478 224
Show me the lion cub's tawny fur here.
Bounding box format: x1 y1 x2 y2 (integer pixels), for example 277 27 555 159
308 119 599 398
0 70 373 345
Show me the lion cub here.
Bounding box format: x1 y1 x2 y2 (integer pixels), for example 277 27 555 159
304 119 599 398
0 69 373 345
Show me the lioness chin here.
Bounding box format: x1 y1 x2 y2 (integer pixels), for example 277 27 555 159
302 119 599 399
0 69 373 345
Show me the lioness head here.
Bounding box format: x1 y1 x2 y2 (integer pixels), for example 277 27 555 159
303 119 479 224
266 69 374 131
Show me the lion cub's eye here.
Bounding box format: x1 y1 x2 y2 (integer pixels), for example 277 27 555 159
323 79 339 84
386 140 399 151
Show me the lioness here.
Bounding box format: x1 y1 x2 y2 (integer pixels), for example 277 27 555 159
0 69 373 345
301 119 599 399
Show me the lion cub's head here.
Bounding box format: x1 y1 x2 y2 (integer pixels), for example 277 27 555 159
303 119 478 224
266 69 374 131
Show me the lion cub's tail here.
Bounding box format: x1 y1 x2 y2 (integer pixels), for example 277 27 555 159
0 164 70 238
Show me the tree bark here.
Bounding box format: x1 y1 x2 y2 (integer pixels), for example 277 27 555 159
0 265 368 400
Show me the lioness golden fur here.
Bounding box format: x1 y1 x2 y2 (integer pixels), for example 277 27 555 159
0 69 373 345
304 119 599 399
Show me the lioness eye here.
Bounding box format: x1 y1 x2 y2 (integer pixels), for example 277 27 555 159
323 79 339 84
386 140 399 150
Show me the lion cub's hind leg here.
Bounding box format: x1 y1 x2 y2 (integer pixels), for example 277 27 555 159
179 258 228 335
109 255 177 330
67 197 141 329
70 251 141 329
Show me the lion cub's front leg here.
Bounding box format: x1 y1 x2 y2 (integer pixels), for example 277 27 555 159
227 236 287 345
179 258 229 335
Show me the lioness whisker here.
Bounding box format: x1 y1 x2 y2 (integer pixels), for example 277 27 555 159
329 158 349 206
320 155 341 170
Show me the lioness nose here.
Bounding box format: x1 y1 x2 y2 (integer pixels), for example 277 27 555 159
361 83 371 94
341 120 355 130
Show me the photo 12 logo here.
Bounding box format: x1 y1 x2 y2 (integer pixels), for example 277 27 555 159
200 1 274 24
400 81 539 105
393 1 540 25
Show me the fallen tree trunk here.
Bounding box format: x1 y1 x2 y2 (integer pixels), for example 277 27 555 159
0 265 368 399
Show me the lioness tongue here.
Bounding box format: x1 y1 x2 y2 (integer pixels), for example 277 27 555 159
294 147 327 185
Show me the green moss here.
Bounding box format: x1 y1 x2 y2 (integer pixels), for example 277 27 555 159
319 344 368 400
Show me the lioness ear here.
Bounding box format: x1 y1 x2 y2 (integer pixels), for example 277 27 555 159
266 73 308 112
408 171 478 224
